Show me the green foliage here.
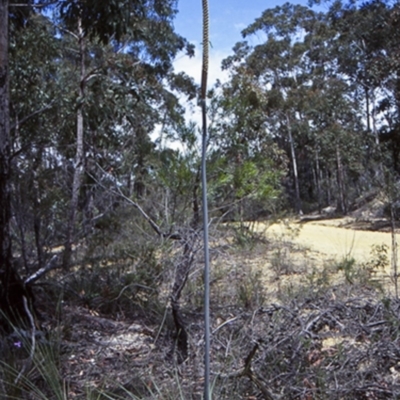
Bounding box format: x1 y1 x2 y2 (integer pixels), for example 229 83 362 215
270 246 296 276
335 244 389 288
305 264 332 289
236 266 266 309
57 0 193 65
5 0 200 279
364 243 389 275
5 0 400 282
218 0 400 214
5 1 400 397
336 256 358 284
0 333 66 400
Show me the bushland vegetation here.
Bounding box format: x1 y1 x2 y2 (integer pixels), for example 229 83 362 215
1 0 400 398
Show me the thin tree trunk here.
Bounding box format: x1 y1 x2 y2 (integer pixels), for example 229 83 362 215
63 19 85 269
365 85 371 133
336 144 346 214
286 113 302 215
33 211 43 269
191 168 200 228
133 126 147 198
390 203 398 298
369 88 384 180
315 149 322 213
17 213 29 273
32 152 44 271
170 238 196 363
370 89 379 146
326 169 332 206
14 182 29 273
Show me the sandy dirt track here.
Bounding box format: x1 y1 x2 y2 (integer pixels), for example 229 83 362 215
266 218 400 264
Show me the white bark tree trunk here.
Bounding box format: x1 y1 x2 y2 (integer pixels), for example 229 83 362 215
63 18 85 269
286 113 302 215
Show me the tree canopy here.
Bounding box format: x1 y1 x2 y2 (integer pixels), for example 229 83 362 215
1 1 400 396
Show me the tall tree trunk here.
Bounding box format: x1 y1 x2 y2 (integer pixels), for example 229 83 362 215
286 113 302 215
0 0 34 329
170 237 196 364
315 149 322 213
369 88 384 180
191 168 200 228
133 126 148 198
0 0 13 291
15 183 29 272
390 202 398 298
63 19 85 269
365 85 371 133
32 150 44 271
326 169 332 205
370 95 377 147
336 144 347 214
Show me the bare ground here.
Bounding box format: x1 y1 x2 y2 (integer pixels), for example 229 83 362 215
269 217 397 261
5 216 400 399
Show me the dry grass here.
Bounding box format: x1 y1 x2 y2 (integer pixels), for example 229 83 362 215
1 217 400 399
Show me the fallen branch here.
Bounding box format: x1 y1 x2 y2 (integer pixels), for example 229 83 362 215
218 341 278 400
24 254 60 285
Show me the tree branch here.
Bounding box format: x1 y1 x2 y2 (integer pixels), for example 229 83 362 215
10 1 59 8
24 254 60 285
218 341 277 400
89 164 182 240
10 101 55 132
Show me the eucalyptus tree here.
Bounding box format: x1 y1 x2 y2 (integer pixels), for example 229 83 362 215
0 0 45 327
0 0 17 324
50 0 195 269
209 69 287 222
315 0 389 184
9 12 63 273
220 4 323 214
219 2 371 214
0 0 195 325
315 0 400 173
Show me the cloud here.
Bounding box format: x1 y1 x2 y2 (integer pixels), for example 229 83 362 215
234 22 247 31
174 41 230 87
152 42 233 150
171 42 231 129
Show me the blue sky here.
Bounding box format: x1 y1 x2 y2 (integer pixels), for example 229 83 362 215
170 1 323 127
172 0 322 86
174 1 305 54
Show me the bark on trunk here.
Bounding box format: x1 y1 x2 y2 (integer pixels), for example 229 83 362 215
191 168 200 228
315 150 322 214
326 169 332 206
390 203 398 298
369 88 384 179
0 0 13 291
133 126 147 198
33 151 44 271
365 85 371 133
170 239 196 363
63 19 85 269
286 114 302 215
336 144 347 214
0 0 35 329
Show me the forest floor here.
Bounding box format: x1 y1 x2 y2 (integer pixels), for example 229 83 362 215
6 215 400 399
57 216 400 398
